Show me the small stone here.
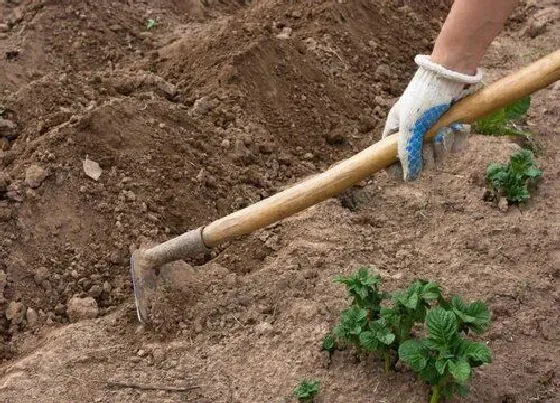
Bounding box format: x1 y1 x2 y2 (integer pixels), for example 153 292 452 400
152 348 165 364
54 303 66 316
498 197 509 212
78 277 92 290
24 165 46 188
26 307 38 327
375 63 393 80
276 26 292 40
88 285 102 298
137 349 147 357
67 296 99 322
103 281 112 294
6 302 25 324
221 138 230 148
255 322 274 335
34 266 49 285
83 156 102 181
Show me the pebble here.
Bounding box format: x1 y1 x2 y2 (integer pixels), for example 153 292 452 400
33 266 49 285
88 284 102 298
255 321 274 335
221 138 230 148
67 295 99 322
26 307 38 327
276 26 292 40
498 197 509 212
6 301 25 324
24 164 46 188
54 303 66 316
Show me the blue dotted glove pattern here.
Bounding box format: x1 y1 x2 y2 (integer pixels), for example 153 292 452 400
405 103 450 180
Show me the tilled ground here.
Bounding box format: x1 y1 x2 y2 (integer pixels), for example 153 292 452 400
0 1 559 402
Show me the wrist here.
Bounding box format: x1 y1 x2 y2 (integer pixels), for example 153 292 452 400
415 55 482 84
430 51 479 76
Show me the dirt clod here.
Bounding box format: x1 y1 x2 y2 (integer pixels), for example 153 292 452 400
5 302 25 325
24 165 46 188
67 296 98 323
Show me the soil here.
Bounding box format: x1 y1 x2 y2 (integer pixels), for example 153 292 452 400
0 1 559 402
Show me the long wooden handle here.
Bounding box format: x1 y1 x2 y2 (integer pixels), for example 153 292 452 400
203 49 560 247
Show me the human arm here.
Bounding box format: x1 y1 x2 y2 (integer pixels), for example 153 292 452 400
383 0 518 181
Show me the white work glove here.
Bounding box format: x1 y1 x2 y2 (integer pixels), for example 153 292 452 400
382 55 482 181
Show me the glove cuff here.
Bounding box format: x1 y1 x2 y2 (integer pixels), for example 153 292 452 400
415 54 482 84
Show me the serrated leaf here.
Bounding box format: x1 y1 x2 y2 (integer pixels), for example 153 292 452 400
422 282 442 300
378 332 396 345
426 307 457 346
460 340 492 365
448 360 471 383
504 96 530 120
435 357 449 374
359 331 379 351
321 333 336 353
398 340 428 372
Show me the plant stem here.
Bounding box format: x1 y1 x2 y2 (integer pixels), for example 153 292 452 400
384 351 391 373
430 384 441 403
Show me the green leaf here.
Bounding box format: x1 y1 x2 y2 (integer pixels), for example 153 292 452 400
451 297 491 334
426 307 457 347
321 333 336 353
399 340 428 372
504 96 530 120
378 332 396 346
422 281 442 300
435 357 449 375
292 379 320 402
459 340 492 366
448 360 472 383
146 19 157 30
359 331 379 352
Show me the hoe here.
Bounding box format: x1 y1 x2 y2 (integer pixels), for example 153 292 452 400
131 50 560 323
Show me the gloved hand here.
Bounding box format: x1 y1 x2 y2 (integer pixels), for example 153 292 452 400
382 55 482 181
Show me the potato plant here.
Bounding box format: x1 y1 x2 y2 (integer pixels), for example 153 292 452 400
487 149 542 203
292 379 320 402
327 267 492 402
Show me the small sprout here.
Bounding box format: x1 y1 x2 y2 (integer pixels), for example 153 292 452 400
292 379 320 402
321 333 337 353
487 149 542 203
146 18 158 30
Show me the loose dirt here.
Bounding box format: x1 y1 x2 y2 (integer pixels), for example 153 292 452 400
0 1 559 402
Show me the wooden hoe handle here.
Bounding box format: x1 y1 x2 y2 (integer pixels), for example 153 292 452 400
202 50 560 247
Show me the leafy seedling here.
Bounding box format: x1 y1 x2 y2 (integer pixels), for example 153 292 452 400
359 317 396 372
321 332 337 354
146 18 158 30
474 96 531 138
333 267 386 318
399 307 492 403
292 379 320 402
332 305 368 351
487 149 542 203
382 279 442 344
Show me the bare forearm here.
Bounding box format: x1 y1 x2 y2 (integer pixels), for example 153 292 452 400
431 0 518 74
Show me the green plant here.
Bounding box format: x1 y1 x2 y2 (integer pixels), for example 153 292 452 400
474 96 531 138
333 267 386 318
146 18 158 30
292 379 320 402
398 307 492 403
321 333 337 354
359 317 395 372
332 305 368 350
487 149 542 203
444 296 490 335
381 279 442 344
